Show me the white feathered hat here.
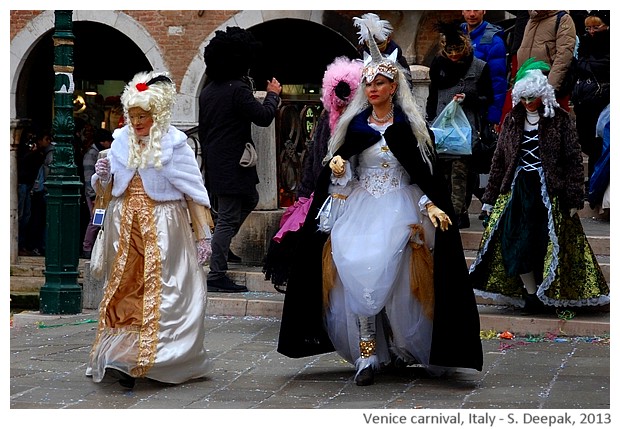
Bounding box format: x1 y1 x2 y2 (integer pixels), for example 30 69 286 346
353 13 399 82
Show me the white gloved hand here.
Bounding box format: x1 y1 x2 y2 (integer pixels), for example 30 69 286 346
569 208 578 218
95 158 111 182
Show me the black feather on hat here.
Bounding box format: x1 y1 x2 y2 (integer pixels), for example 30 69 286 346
435 19 472 54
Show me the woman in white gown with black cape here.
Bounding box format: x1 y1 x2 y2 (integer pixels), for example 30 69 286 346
278 15 483 386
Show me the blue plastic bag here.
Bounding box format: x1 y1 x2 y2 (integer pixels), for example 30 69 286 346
430 100 472 155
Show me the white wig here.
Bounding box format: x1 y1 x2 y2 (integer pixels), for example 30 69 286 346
121 71 176 169
511 69 559 118
325 62 434 173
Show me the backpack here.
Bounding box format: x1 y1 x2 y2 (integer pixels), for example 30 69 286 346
479 22 505 45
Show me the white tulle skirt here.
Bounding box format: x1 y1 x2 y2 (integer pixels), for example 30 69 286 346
325 181 436 367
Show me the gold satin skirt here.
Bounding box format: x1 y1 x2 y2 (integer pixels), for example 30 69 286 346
86 175 209 383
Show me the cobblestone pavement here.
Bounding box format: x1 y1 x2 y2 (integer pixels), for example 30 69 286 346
10 310 611 428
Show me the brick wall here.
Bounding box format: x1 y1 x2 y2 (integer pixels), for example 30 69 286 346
119 10 238 90
10 10 43 39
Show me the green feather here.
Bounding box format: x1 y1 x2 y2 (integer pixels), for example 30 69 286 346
514 58 551 84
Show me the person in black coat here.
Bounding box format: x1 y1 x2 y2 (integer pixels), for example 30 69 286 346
199 26 282 293
17 127 52 254
572 11 610 181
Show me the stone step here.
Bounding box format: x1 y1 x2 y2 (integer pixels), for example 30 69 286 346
9 233 610 295
10 212 609 283
459 229 610 255
12 288 609 339
9 250 611 294
10 259 610 308
10 257 87 277
10 286 609 337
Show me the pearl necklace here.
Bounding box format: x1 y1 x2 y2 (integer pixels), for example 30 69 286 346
371 107 394 123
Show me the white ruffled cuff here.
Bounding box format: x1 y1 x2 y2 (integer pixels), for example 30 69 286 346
418 195 431 214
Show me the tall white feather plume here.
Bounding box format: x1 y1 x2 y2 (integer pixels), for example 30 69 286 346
353 13 393 44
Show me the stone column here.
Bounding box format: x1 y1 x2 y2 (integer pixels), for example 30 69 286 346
410 65 430 115
252 93 278 211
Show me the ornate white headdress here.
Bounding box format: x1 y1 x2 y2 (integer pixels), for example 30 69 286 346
353 13 399 82
121 71 176 169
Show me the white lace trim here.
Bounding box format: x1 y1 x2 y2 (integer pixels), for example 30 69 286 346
358 166 410 198
361 287 378 311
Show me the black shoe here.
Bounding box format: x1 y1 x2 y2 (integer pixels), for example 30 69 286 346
227 250 242 263
207 276 248 293
522 293 545 315
386 356 408 373
107 368 136 389
457 213 470 229
355 366 375 386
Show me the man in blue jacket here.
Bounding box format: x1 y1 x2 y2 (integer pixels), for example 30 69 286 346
461 10 507 128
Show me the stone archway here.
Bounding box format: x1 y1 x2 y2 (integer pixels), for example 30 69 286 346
10 10 168 123
9 10 168 262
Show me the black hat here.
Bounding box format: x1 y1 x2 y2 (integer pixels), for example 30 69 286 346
203 26 262 81
435 20 472 56
587 10 610 25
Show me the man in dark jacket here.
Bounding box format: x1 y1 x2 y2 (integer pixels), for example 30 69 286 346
199 26 282 293
17 127 52 255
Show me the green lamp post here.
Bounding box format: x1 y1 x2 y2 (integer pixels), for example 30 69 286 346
39 10 82 314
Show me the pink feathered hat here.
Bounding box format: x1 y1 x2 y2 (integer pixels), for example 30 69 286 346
321 56 363 132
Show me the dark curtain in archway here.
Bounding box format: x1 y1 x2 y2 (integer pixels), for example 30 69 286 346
249 18 359 91
15 21 151 130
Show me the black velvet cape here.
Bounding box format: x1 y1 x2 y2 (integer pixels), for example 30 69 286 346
277 106 483 371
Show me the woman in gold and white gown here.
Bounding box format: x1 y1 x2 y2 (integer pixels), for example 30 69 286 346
86 71 213 388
